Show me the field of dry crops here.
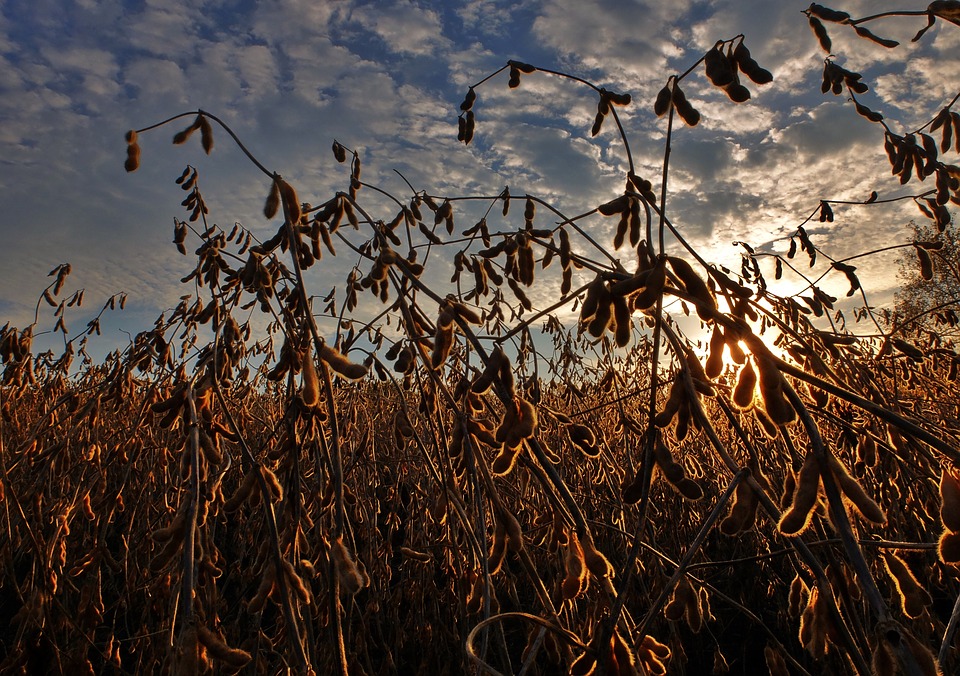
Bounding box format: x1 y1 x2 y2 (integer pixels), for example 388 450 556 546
4 4 960 675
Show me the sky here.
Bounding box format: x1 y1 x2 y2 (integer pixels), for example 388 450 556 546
0 0 957 361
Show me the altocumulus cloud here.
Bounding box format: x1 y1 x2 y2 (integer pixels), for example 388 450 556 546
0 0 955 358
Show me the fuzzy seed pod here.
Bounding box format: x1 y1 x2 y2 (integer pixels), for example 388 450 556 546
332 537 366 596
665 575 696 622
581 534 614 579
654 379 684 428
882 552 931 619
562 532 588 600
259 466 284 501
719 480 759 535
705 325 725 379
125 142 141 172
827 454 886 525
277 179 301 224
654 84 672 117
300 347 321 408
197 625 252 669
756 355 796 425
613 295 631 347
764 645 789 676
668 256 717 318
248 563 277 613
637 635 671 675
941 468 960 532
491 443 523 475
224 470 259 513
199 115 214 154
788 574 808 618
319 341 368 380
779 453 822 536
940 529 960 564
732 359 757 410
264 180 281 219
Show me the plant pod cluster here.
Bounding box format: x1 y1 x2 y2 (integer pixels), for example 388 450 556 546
732 41 773 84
821 60 868 96
931 106 960 155
598 193 644 250
881 551 932 618
654 78 700 126
653 368 710 442
653 438 703 500
826 453 886 525
611 256 667 314
753 353 796 426
778 453 822 535
507 59 536 88
703 43 751 102
491 397 537 474
635 635 671 676
668 256 717 320
664 575 708 632
871 621 941 676
331 536 369 596
938 467 960 564
568 423 600 457
464 569 499 615
591 87 632 137
577 277 633 347
797 585 842 658
570 629 638 676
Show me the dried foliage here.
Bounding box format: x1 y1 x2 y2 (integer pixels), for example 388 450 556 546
3 4 960 675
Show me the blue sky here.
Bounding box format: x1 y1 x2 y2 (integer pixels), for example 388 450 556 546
0 0 956 358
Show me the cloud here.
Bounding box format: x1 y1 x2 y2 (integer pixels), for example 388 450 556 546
0 0 953 363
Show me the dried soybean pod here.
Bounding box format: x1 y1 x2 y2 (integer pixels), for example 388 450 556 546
826 454 886 525
277 179 301 224
764 645 789 676
632 256 667 310
500 509 524 552
197 625 252 669
561 532 588 600
788 574 809 617
581 534 614 579
941 468 960 532
319 341 368 380
732 359 757 410
224 470 259 513
668 256 717 317
332 536 366 595
704 325 725 379
654 83 672 117
939 530 960 564
779 453 822 536
613 295 631 347
882 552 931 619
199 115 214 154
665 576 696 622
300 346 320 407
